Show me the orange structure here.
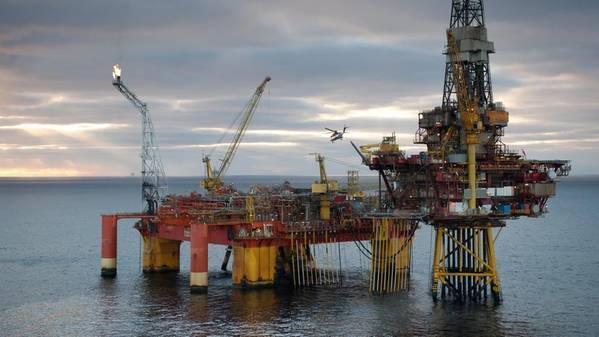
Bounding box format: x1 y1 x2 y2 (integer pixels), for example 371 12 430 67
101 190 418 294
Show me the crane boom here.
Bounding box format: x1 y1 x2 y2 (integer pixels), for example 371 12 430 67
201 76 271 192
112 64 167 214
313 153 328 184
446 30 481 210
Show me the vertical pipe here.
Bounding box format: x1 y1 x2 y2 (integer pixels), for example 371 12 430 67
372 221 378 292
466 228 470 300
442 228 447 298
402 224 407 290
400 223 404 291
460 228 464 300
460 228 463 300
386 221 390 293
403 225 407 290
331 230 337 284
483 229 488 299
326 230 332 285
410 226 414 277
472 228 480 299
323 230 328 285
375 221 380 293
368 234 373 292
333 231 347 283
467 228 471 300
377 220 383 293
398 224 403 291
315 230 322 285
463 227 472 298
390 222 395 291
449 228 453 298
391 224 397 292
389 224 394 292
461 227 465 300
330 230 335 285
402 227 407 290
477 228 482 300
394 224 398 292
407 223 413 289
431 226 443 300
291 232 297 288
447 228 451 298
101 215 118 277
469 228 473 300
381 220 387 293
454 228 459 299
305 237 312 286
296 238 302 287
190 223 209 293
302 232 309 286
302 237 307 287
297 236 304 287
370 221 376 292
320 228 331 284
450 228 456 298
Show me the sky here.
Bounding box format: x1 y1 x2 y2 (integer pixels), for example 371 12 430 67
0 0 598 177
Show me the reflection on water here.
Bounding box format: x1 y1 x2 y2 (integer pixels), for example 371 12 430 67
1 177 598 336
229 288 280 324
430 302 504 337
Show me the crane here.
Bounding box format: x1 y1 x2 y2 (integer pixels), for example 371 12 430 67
314 153 328 185
309 153 338 220
201 76 271 192
446 30 482 210
112 64 167 214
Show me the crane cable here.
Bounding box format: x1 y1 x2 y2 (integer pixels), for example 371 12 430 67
325 156 365 171
208 102 247 158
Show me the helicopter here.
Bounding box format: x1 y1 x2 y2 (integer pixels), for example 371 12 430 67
325 125 349 142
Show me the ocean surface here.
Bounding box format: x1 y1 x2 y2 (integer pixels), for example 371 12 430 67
0 176 598 336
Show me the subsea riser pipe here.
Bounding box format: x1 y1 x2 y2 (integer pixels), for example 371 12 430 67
100 215 118 277
190 223 209 293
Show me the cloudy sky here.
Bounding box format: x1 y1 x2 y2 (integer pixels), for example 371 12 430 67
1 0 597 177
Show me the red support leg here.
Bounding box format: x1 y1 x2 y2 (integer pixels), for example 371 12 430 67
101 215 118 277
190 223 208 293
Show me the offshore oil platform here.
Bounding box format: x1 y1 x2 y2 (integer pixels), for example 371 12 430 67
101 0 570 302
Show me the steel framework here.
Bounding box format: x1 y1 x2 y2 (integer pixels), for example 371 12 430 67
112 64 167 214
443 0 493 110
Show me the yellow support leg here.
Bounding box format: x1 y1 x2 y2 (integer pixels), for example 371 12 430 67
142 236 181 272
431 227 444 300
232 243 278 288
485 228 502 301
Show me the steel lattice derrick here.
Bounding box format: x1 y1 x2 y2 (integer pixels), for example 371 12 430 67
440 0 496 159
450 0 485 28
